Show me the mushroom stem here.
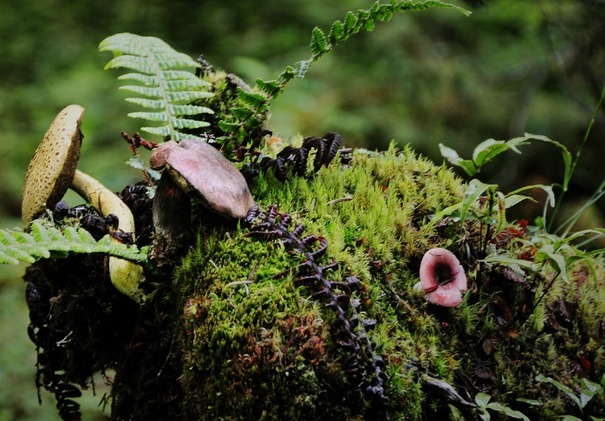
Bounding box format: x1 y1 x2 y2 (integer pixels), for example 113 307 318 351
71 169 145 301
152 170 192 247
72 170 135 232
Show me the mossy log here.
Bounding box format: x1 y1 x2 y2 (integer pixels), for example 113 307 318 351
24 145 605 420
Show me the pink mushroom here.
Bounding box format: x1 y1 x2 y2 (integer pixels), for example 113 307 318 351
419 248 467 307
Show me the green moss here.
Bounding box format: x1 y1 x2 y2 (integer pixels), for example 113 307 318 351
24 143 605 419
174 145 469 418
171 144 605 419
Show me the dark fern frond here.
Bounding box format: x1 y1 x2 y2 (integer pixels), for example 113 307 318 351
0 220 149 265
100 33 214 142
245 206 389 409
258 132 343 181
55 383 82 421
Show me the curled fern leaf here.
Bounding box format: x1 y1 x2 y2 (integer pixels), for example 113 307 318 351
99 33 214 141
0 221 148 265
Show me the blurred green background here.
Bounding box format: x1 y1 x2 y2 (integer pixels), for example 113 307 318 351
0 0 603 418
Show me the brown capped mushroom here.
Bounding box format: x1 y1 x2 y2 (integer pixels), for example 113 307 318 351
22 104 84 225
21 105 145 301
150 139 255 244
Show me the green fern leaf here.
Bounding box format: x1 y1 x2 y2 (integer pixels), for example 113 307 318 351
344 11 358 33
328 20 345 44
230 107 255 121
274 1 469 93
373 4 394 22
310 27 329 57
236 89 268 109
218 121 242 133
0 221 148 266
99 33 214 142
255 79 281 96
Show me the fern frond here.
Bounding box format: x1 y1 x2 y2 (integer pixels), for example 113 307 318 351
0 221 148 265
99 33 214 142
216 1 469 154
266 0 470 91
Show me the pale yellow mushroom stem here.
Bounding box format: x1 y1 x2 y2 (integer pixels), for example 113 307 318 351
71 169 145 301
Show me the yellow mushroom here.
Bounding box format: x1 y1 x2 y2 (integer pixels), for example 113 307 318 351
21 105 145 302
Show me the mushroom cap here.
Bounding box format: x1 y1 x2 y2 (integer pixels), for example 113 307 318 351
22 105 84 224
419 247 467 307
426 283 464 307
149 140 178 170
160 139 255 219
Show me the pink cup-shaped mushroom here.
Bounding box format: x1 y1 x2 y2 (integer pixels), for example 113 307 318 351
419 248 467 307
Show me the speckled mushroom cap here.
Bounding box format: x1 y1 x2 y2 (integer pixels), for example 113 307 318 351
153 139 255 219
21 105 84 224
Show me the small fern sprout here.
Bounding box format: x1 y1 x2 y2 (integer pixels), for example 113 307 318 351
417 247 467 307
21 105 145 301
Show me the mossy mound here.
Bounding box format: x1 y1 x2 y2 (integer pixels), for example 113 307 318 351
24 145 605 420
173 145 605 419
175 145 466 419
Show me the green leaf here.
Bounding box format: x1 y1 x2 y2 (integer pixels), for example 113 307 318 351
481 255 539 272
475 392 492 407
506 184 556 209
580 378 603 408
439 143 476 176
0 221 149 265
460 179 495 223
363 19 376 32
255 78 281 96
310 27 329 57
516 398 542 407
503 408 530 421
344 11 358 32
218 120 242 133
523 133 572 191
328 20 345 44
100 33 213 141
236 89 268 109
230 107 255 120
536 374 582 410
504 194 534 209
563 228 605 244
472 138 524 168
535 244 569 283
